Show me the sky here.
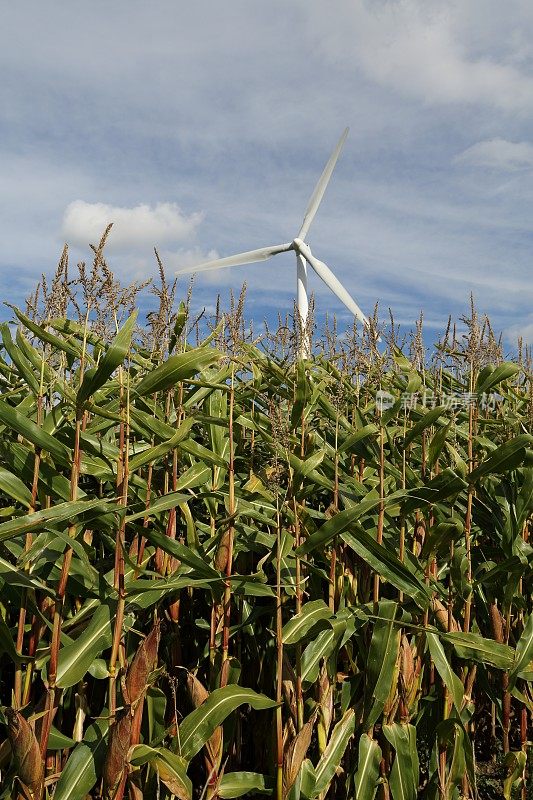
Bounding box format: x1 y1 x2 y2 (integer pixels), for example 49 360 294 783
1 1 532 347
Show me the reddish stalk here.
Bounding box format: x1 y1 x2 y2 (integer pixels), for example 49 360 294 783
108 369 130 718
220 369 235 686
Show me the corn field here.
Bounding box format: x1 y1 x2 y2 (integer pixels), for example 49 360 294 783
0 240 532 800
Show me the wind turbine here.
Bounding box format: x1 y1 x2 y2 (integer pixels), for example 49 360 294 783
176 128 374 358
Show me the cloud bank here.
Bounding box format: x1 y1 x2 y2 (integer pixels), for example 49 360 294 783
456 139 533 170
62 201 203 251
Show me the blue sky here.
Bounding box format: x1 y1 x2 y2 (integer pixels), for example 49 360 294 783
1 1 532 346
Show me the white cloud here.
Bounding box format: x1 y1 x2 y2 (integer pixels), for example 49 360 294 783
62 201 203 251
456 139 533 170
504 316 533 345
303 1 533 112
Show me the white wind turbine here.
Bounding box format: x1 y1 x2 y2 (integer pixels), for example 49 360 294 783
176 128 375 358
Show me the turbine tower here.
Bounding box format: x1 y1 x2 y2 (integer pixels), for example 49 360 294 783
176 128 374 358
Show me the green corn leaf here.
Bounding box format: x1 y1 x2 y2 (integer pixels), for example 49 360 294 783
175 461 211 491
301 626 346 685
136 525 220 580
403 468 467 514
363 601 401 729
15 328 53 386
125 490 191 523
129 746 192 800
441 630 514 670
218 772 274 798
181 437 227 467
296 490 406 555
503 751 527 800
182 363 234 409
290 360 311 428
0 322 41 394
0 440 78 502
427 421 451 470
0 466 33 507
392 345 413 372
54 604 114 688
129 407 176 441
0 498 115 543
48 727 77 750
468 435 533 483
446 721 466 792
312 709 356 796
338 424 379 454
282 600 332 645
476 362 520 394
515 468 533 541
180 500 197 547
169 301 188 352
403 407 447 448
341 527 431 609
9 305 81 358
178 685 277 762
207 388 229 458
354 733 381 800
509 612 533 687
48 318 107 350
231 578 276 598
128 417 195 472
420 520 464 561
427 632 464 714
147 686 167 744
435 718 476 796
135 347 222 396
152 751 193 800
0 398 71 463
290 448 326 483
0 554 55 594
77 311 137 406
126 575 219 608
52 717 109 800
383 723 418 800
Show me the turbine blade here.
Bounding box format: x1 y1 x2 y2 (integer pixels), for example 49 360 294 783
298 127 349 241
294 239 370 328
175 243 293 275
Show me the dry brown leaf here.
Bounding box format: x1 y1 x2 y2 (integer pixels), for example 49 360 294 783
125 622 161 707
6 709 43 798
282 713 316 799
103 709 132 799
